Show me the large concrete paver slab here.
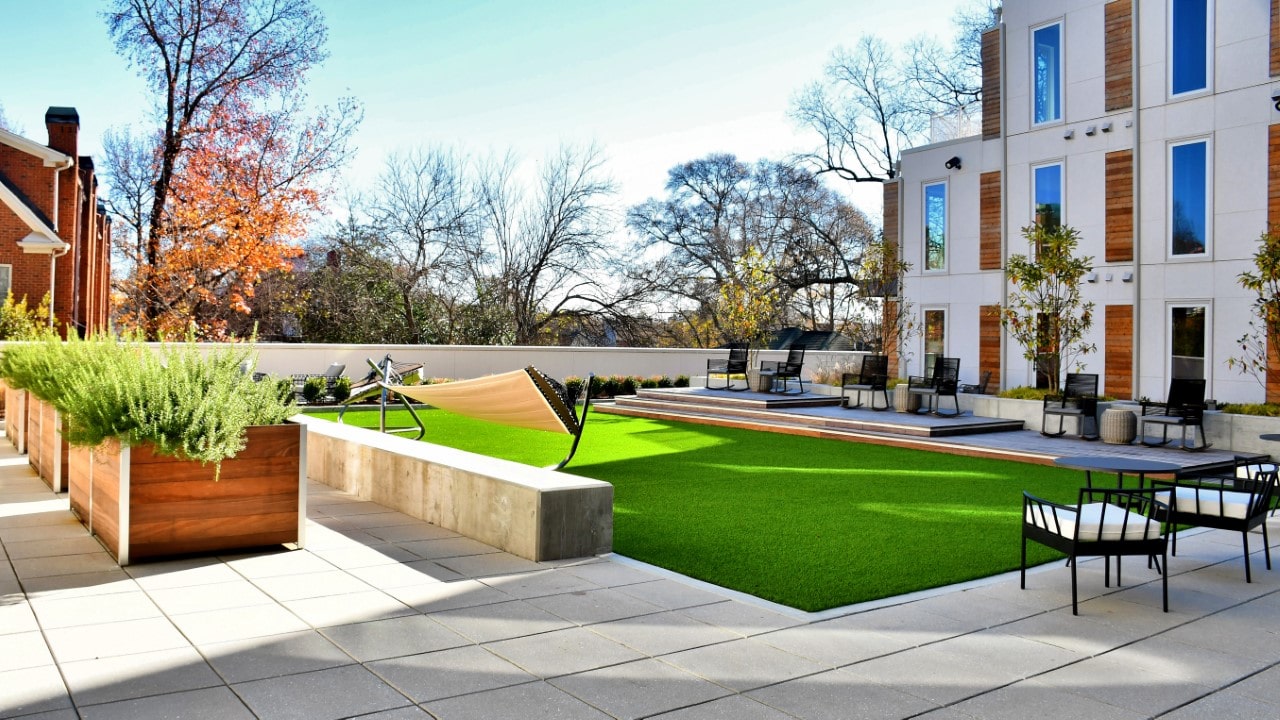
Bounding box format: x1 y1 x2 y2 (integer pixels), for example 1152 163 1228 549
366 645 536 702
422 681 611 720
232 664 411 720
549 657 734 719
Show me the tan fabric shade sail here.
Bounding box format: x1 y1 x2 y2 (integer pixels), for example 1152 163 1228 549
382 367 577 435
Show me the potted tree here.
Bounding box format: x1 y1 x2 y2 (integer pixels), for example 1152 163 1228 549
0 334 304 565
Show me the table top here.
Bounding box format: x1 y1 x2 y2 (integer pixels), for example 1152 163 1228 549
1052 455 1183 474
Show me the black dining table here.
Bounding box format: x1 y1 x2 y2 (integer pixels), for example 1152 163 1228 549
1052 455 1183 489
1259 434 1280 442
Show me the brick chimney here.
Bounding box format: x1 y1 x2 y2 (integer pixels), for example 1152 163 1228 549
45 106 80 159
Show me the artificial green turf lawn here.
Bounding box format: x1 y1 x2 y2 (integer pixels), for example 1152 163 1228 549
309 406 1084 611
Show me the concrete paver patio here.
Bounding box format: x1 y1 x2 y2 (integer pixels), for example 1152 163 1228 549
3 442 1280 719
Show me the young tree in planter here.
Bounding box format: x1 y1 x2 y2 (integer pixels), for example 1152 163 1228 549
849 237 917 376
999 222 1096 393
1227 228 1280 402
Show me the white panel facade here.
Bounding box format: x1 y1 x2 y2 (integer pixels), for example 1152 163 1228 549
893 0 1278 403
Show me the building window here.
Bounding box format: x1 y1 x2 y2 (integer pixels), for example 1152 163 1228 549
924 308 946 374
1170 304 1208 381
1169 139 1210 256
924 182 947 271
1033 22 1062 124
1033 163 1063 229
0 265 10 300
1170 0 1210 96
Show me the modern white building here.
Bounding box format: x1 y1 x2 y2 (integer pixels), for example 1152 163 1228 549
888 0 1280 404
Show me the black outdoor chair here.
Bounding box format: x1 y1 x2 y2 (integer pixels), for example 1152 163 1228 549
1022 487 1169 615
1042 373 1100 440
907 357 961 417
1151 463 1278 582
760 345 806 394
1139 378 1210 451
705 342 750 391
841 355 890 410
959 371 992 394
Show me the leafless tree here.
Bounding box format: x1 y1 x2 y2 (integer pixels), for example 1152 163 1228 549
475 145 621 345
99 127 158 324
358 147 476 342
0 101 19 133
792 0 1000 184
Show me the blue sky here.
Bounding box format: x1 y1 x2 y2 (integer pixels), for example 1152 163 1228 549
2 0 963 221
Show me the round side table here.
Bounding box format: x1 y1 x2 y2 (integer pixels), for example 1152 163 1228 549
1099 407 1137 445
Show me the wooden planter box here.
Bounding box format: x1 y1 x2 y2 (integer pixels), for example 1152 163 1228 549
4 384 26 453
24 395 68 492
68 423 306 565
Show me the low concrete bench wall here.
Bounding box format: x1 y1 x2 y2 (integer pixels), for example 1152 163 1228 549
292 416 613 561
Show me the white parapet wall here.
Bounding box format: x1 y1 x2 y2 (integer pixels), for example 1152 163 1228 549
294 415 613 561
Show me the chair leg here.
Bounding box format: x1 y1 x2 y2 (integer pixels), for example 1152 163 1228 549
1020 537 1027 589
1264 521 1272 571
1104 555 1111 587
1243 531 1253 583
1041 413 1066 438
1171 526 1179 557
1161 546 1169 612
1071 555 1079 615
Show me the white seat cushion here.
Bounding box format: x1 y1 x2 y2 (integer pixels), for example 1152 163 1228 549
1026 502 1161 541
1157 487 1253 520
1236 463 1277 479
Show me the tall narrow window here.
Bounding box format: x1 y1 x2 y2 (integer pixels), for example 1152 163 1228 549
1033 22 1062 124
1170 0 1209 96
924 182 947 271
924 309 946 374
1170 139 1210 256
1033 163 1063 229
0 265 10 300
1170 304 1207 380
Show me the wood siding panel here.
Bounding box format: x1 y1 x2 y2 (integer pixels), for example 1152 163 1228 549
882 180 900 249
980 171 1002 270
979 306 1002 393
1106 150 1135 262
1270 125 1280 228
1105 1 1133 110
1105 305 1134 400
982 28 1001 139
1268 333 1280 404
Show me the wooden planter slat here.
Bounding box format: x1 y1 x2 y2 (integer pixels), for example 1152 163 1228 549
69 423 304 565
4 385 26 453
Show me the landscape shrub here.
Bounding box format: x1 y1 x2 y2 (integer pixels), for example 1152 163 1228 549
330 376 352 403
302 376 326 403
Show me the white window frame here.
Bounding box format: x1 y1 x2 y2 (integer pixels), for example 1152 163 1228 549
1031 161 1065 228
922 180 948 272
1167 137 1213 259
1166 301 1212 391
1031 20 1064 126
1168 0 1213 99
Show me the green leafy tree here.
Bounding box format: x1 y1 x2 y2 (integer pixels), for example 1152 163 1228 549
999 223 1096 393
717 246 783 367
1227 228 1280 400
849 238 917 373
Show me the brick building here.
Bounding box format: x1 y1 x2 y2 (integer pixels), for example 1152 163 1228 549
0 106 110 336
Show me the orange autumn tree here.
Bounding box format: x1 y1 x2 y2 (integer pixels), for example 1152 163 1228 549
142 104 335 337
106 0 359 339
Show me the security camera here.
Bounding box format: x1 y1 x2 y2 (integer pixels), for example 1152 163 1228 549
943 156 961 170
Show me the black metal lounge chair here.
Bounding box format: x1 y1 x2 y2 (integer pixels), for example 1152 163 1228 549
1042 373 1100 440
706 342 749 391
1022 487 1169 615
841 355 890 410
1139 378 1210 451
907 357 961 417
760 345 806 394
1151 463 1278 582
959 371 992 394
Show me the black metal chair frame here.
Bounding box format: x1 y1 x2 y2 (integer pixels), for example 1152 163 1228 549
1021 487 1169 615
1139 378 1210 452
841 354 890 410
1042 373 1100 440
907 357 961 417
1151 465 1277 582
760 345 806 394
958 371 992 395
705 343 750 391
